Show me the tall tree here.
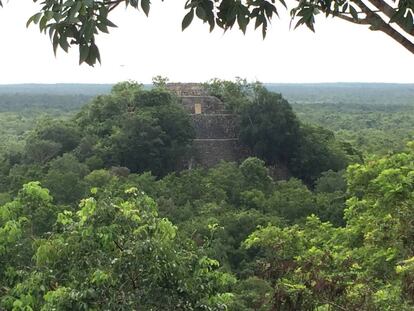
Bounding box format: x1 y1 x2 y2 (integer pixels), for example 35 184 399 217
76 82 195 176
239 88 301 165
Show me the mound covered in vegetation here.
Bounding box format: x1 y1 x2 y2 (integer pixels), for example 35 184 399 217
2 80 411 310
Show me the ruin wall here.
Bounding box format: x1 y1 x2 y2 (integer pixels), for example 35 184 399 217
191 139 250 168
180 96 227 114
190 114 238 139
167 83 252 168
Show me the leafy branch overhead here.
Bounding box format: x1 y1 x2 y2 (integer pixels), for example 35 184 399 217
3 0 414 65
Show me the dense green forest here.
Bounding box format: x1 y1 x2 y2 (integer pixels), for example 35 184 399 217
292 103 414 155
1 82 413 157
0 81 413 310
267 83 414 155
266 83 414 106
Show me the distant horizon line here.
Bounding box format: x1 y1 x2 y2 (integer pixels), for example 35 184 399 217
0 82 413 86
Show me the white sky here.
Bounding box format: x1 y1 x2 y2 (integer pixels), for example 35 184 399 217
0 1 413 84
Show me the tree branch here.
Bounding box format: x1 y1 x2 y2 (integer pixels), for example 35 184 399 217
353 0 414 53
363 0 395 17
314 6 371 24
113 240 138 290
362 0 414 36
114 239 124 251
335 13 370 24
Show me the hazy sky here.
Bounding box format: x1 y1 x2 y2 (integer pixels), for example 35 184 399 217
0 1 413 84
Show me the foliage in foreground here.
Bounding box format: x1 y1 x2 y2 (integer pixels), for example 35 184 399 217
1 145 414 309
0 183 233 310
7 0 414 65
243 144 414 310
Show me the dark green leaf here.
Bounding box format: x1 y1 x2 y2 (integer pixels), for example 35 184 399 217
79 45 89 64
99 5 109 19
27 13 43 27
53 12 63 22
129 0 139 8
390 8 405 23
403 11 414 33
91 43 101 64
102 18 117 28
39 15 48 31
44 11 54 21
255 15 264 29
237 14 249 34
84 20 95 41
196 6 206 20
73 1 82 13
52 32 59 55
349 6 358 21
96 22 109 33
262 19 267 38
182 9 194 30
294 17 305 29
141 0 150 16
48 25 55 39
59 36 70 52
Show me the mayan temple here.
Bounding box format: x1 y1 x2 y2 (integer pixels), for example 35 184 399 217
166 83 249 168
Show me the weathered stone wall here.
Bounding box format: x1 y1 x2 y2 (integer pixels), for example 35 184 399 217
181 96 226 114
190 114 238 139
191 139 250 168
168 83 252 168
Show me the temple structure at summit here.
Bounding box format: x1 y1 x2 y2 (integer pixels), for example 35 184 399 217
166 83 248 168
